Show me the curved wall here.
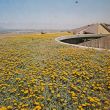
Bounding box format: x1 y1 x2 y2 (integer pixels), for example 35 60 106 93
55 34 110 50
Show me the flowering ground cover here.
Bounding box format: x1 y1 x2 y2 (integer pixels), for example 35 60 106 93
0 32 110 110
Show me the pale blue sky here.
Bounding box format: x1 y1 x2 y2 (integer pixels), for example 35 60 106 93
0 0 110 29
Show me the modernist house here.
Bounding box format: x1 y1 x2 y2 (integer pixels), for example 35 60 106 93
58 23 110 49
71 23 110 35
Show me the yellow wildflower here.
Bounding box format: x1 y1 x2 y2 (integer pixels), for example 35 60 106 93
0 107 7 110
33 106 42 110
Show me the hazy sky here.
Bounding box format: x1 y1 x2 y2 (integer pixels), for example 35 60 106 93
0 0 110 29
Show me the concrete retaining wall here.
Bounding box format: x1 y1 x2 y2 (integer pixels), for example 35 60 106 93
55 34 110 51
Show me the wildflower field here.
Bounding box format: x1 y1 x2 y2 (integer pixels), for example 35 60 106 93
0 32 110 110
